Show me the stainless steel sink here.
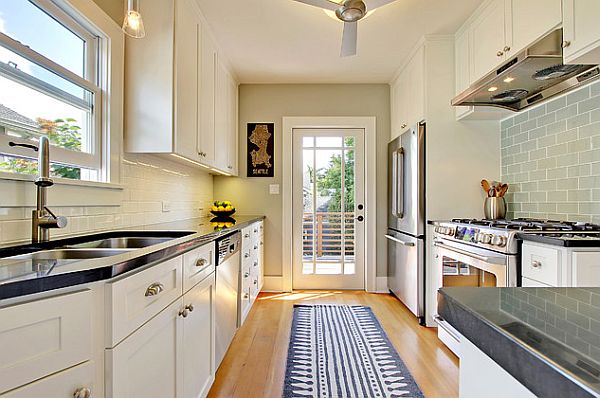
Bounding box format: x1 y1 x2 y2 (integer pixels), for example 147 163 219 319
68 237 175 249
6 248 133 261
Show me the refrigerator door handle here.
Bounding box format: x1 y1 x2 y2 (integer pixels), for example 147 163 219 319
384 234 415 246
397 147 404 219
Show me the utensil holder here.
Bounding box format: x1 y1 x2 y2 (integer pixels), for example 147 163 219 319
484 197 506 220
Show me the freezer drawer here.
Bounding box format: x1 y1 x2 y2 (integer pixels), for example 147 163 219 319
386 229 425 319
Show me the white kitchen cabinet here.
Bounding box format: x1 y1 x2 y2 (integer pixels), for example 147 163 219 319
240 221 264 324
521 241 600 287
182 273 216 398
454 28 474 120
390 46 424 139
0 290 92 394
215 56 239 176
198 27 217 166
460 337 536 398
470 0 508 82
125 0 238 175
106 297 184 398
563 0 600 64
1 361 95 398
506 0 561 55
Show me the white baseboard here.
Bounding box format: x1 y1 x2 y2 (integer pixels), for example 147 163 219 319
262 276 285 292
375 276 389 293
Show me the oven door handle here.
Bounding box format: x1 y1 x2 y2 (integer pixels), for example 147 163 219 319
384 234 415 246
434 242 505 264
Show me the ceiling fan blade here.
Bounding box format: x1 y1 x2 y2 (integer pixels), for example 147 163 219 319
365 0 397 11
290 0 340 11
340 21 357 57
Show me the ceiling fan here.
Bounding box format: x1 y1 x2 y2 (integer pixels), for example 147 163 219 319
291 0 398 57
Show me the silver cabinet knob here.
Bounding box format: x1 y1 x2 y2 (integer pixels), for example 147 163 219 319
497 50 504 57
185 304 194 313
244 272 250 278
254 279 258 285
503 46 511 52
532 260 542 269
196 258 208 267
253 262 258 267
145 282 164 297
400 123 407 129
244 233 250 238
74 387 92 398
244 252 250 258
254 245 258 250
244 293 249 299
179 308 189 318
562 40 571 48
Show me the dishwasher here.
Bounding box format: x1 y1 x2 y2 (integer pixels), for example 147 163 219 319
215 231 241 368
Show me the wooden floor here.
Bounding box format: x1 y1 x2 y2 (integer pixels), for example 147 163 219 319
208 291 459 398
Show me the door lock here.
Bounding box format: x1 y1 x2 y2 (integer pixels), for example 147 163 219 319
356 215 364 222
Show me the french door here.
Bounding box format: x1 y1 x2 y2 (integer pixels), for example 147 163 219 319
292 129 365 290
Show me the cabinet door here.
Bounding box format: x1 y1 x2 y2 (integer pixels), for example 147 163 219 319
199 27 217 166
392 73 409 139
174 0 201 162
407 46 425 126
183 273 216 398
563 0 600 64
572 252 600 287
470 0 507 83
227 77 239 176
107 298 184 398
506 0 561 55
214 56 230 172
2 361 94 398
455 28 474 119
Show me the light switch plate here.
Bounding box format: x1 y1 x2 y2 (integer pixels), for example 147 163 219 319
269 184 280 195
162 200 171 212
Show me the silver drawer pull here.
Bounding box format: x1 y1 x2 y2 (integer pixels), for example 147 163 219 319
532 260 542 269
179 308 189 318
244 252 250 258
244 233 250 238
254 245 258 250
254 279 258 285
244 293 249 299
74 387 92 398
185 304 194 312
254 229 258 233
196 258 208 267
244 272 250 278
145 282 164 297
254 262 258 267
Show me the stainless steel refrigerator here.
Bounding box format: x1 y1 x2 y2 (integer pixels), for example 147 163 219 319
386 122 425 325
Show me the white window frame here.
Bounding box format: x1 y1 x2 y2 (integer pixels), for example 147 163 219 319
0 0 123 183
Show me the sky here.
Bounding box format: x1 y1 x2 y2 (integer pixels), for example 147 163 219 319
0 1 89 148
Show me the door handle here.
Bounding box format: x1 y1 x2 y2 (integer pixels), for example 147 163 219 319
384 234 415 246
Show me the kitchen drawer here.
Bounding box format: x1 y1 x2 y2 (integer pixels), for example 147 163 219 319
250 276 260 301
572 252 600 287
106 256 183 346
521 243 560 286
183 241 215 292
240 287 251 324
0 290 92 394
241 226 253 245
2 361 94 398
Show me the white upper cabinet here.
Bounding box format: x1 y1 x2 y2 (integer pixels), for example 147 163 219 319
124 0 238 175
214 56 239 175
506 0 561 55
455 28 473 119
470 0 508 83
562 0 600 64
390 46 424 140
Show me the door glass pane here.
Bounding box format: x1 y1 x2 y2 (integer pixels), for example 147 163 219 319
441 256 497 287
316 149 342 266
344 148 355 274
302 149 314 273
316 136 342 147
302 136 314 147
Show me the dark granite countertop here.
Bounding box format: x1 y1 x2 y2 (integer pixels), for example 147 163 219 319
0 215 264 300
519 233 600 248
439 287 600 398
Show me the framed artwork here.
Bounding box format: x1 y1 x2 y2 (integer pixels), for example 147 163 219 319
247 123 274 177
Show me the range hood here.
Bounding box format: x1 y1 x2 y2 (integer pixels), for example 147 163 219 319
452 29 600 111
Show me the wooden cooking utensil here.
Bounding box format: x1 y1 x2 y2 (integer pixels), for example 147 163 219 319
481 179 491 194
499 184 509 197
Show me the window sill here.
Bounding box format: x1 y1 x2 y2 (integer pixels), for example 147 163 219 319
0 171 124 190
0 171 124 208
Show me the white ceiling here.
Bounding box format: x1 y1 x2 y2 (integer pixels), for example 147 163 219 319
194 0 484 84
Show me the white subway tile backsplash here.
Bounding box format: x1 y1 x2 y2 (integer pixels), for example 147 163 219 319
0 154 213 245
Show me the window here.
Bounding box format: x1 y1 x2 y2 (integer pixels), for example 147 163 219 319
0 0 103 181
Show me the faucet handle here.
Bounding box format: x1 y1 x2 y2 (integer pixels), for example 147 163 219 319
9 141 38 152
43 207 68 229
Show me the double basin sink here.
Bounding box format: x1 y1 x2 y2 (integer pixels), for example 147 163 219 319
3 234 194 262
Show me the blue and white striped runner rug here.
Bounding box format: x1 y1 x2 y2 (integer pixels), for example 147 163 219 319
283 305 424 398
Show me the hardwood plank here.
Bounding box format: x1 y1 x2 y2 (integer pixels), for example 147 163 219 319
208 291 459 398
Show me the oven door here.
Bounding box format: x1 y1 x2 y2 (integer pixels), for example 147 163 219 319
434 239 509 288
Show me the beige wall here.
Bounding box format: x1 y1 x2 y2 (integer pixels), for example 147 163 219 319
92 0 123 24
214 84 390 278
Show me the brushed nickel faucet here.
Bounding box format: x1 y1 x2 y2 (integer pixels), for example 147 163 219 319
9 136 67 243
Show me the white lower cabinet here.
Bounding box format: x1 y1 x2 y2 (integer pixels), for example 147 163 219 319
521 241 600 287
1 361 95 398
106 268 216 398
460 337 536 398
240 221 264 324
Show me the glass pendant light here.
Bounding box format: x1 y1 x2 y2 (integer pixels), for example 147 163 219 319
122 0 145 38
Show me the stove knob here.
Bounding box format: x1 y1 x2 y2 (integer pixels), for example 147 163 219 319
448 228 455 236
479 234 492 244
491 235 506 247
435 226 440 233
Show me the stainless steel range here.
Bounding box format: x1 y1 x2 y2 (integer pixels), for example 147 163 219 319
432 217 600 356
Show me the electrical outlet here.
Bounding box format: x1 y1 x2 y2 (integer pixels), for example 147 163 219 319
269 184 280 195
162 200 171 212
